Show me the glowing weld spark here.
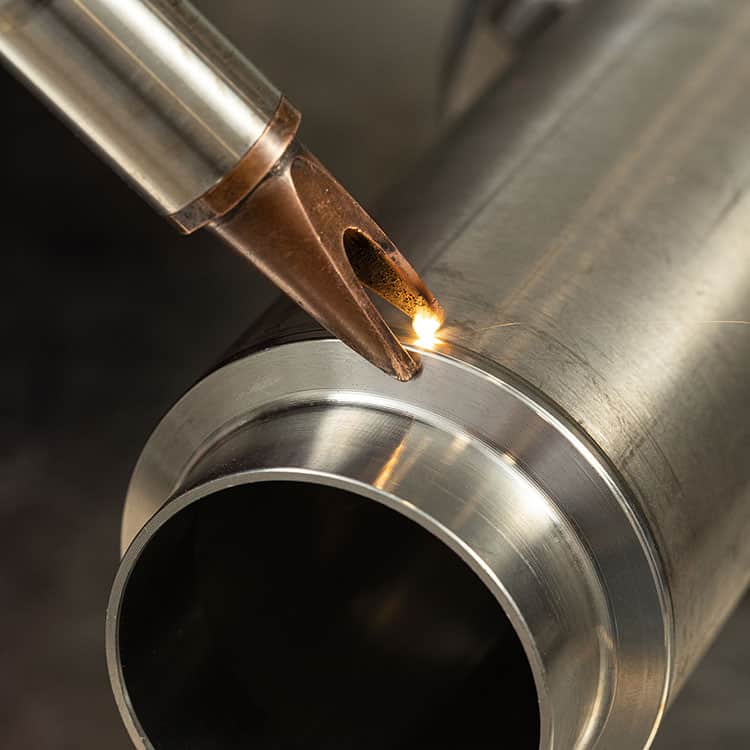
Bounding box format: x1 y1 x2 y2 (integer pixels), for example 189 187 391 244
412 309 442 349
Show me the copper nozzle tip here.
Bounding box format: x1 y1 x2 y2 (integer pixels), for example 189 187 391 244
209 141 442 381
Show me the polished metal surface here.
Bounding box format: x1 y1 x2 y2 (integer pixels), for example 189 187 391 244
109 342 668 749
0 0 280 213
107 0 750 748
379 0 750 693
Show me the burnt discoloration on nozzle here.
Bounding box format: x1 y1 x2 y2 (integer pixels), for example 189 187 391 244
343 228 445 325
170 95 443 380
210 141 442 381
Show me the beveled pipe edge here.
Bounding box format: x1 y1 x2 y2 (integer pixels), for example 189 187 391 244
108 337 671 750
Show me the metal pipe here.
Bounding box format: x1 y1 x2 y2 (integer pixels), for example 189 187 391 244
380 0 750 695
107 0 750 748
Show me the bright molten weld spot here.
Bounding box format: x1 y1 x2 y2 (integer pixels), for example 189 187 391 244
412 309 441 349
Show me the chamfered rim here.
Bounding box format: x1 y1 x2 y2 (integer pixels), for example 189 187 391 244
107 467 549 749
108 338 671 750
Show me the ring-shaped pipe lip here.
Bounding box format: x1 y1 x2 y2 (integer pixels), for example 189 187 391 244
107 338 672 750
107 467 552 750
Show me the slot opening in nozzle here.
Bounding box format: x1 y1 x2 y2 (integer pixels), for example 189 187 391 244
343 227 444 344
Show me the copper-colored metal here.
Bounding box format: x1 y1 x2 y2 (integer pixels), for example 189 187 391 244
212 143 443 381
343 228 444 324
169 95 443 381
169 98 301 234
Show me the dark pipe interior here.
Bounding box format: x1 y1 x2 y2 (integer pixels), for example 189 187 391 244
118 481 540 749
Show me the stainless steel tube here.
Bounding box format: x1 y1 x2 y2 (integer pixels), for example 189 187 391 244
0 0 279 214
106 0 750 748
381 0 750 695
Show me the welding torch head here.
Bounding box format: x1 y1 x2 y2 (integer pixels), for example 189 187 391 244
0 1 441 380
168 98 443 381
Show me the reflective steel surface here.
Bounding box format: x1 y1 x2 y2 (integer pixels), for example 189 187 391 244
109 341 669 749
106 0 750 747
379 0 750 694
115 478 540 748
0 0 280 213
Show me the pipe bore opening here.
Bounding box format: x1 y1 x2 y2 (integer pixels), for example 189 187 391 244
117 481 540 749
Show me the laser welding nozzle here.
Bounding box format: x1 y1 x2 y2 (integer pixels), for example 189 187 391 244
0 0 442 381
170 98 444 382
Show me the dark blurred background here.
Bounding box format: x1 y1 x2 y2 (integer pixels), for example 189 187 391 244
0 2 747 748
